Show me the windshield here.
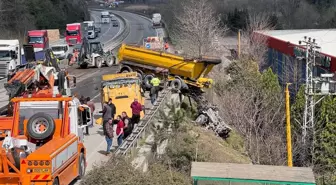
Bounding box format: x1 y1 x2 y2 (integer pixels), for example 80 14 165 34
0 50 11 61
102 79 139 87
101 15 110 18
51 46 66 52
28 36 44 44
88 26 94 30
66 30 79 36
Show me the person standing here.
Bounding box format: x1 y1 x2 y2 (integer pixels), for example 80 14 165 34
86 97 95 128
108 98 116 119
116 115 125 147
79 95 86 104
164 41 169 52
104 118 114 155
130 98 143 126
102 101 112 125
150 76 160 105
73 93 80 105
122 111 132 139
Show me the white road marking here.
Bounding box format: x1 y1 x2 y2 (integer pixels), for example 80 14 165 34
92 93 100 101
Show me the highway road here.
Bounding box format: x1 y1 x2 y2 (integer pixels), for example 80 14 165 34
68 10 159 183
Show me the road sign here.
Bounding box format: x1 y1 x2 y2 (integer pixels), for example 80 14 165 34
145 43 150 49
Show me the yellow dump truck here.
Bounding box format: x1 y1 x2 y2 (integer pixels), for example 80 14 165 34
117 44 221 92
96 72 145 124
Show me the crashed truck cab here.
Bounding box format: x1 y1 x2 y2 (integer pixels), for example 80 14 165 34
0 95 91 185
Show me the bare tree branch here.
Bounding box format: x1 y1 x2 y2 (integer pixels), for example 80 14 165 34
172 0 228 57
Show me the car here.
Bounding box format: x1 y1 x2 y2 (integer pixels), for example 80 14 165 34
112 20 118 27
51 44 69 60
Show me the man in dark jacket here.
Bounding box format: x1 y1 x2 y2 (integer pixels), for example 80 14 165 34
101 101 112 126
130 98 143 126
108 98 116 119
104 118 114 155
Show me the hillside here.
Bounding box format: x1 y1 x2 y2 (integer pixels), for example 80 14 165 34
0 0 89 40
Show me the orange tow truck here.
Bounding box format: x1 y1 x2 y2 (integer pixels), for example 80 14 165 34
0 94 91 185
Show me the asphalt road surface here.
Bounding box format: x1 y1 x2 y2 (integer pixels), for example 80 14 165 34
69 10 158 184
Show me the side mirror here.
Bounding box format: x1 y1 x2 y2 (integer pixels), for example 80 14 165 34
102 44 104 47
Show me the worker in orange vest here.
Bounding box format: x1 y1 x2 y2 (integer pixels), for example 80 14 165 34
69 50 79 66
164 41 169 52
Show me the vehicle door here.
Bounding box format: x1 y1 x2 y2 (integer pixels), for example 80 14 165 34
97 43 104 55
78 105 90 129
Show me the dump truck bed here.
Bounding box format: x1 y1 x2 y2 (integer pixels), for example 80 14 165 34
118 44 221 81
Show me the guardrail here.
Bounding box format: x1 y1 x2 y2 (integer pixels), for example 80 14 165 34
103 12 130 51
115 88 171 156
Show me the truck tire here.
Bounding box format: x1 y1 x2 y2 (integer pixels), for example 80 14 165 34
95 57 102 68
170 79 182 91
77 152 86 180
80 63 88 69
120 66 132 73
27 112 56 140
135 70 144 80
144 74 154 89
105 56 114 67
53 178 60 185
57 71 66 95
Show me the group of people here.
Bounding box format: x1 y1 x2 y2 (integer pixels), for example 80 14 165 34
102 98 144 155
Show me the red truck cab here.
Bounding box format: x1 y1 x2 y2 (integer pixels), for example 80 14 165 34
27 30 49 52
66 23 85 46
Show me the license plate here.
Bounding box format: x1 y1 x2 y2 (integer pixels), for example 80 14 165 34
33 168 50 173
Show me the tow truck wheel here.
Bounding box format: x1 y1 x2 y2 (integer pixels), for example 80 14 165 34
53 177 59 185
27 112 55 140
77 153 86 179
95 57 103 68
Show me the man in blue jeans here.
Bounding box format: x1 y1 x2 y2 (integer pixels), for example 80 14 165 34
103 118 114 155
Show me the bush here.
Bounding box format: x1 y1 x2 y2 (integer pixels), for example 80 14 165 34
80 157 191 185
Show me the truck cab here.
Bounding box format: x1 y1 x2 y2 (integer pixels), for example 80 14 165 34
65 23 85 46
101 11 110 24
84 21 100 39
27 30 49 52
0 95 90 185
0 40 21 79
96 72 145 124
152 13 162 27
51 44 69 60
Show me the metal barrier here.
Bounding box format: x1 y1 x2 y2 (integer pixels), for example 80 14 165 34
114 88 171 156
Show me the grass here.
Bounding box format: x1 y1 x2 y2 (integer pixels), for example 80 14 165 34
191 126 250 164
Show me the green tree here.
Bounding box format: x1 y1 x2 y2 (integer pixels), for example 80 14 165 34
314 96 336 184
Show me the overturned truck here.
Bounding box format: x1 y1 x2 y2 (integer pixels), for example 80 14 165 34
117 44 231 138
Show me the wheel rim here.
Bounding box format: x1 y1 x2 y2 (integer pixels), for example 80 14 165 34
32 118 48 134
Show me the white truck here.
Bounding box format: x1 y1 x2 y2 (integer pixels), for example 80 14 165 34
83 21 101 39
152 13 162 27
0 40 22 79
51 44 70 60
101 11 110 24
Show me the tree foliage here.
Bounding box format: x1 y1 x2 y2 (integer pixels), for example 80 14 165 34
214 60 287 165
81 157 191 185
0 0 88 39
314 97 336 184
